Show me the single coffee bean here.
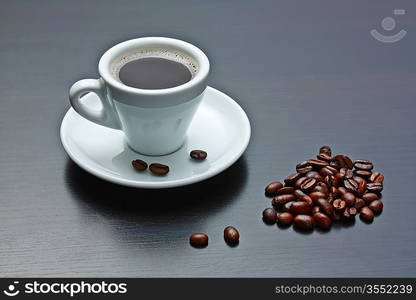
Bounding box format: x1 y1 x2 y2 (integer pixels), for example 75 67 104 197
190 150 207 160
305 171 323 182
353 159 374 171
334 155 353 169
340 168 353 179
362 193 379 204
342 192 356 207
333 199 346 212
355 198 365 209
277 212 294 225
282 201 295 212
295 176 308 188
190 233 208 247
309 191 327 202
368 200 383 214
357 180 367 196
296 161 313 174
290 201 311 215
348 207 357 216
272 194 296 206
132 159 148 171
149 163 169 175
265 181 284 197
224 226 239 244
300 178 317 192
308 159 329 169
262 208 277 224
353 176 366 184
294 190 313 206
276 187 295 195
317 198 334 216
344 178 359 193
360 207 374 222
319 145 332 156
284 173 302 186
367 182 383 193
354 169 372 178
294 215 314 230
313 212 332 229
337 187 347 195
312 206 321 214
316 153 332 162
370 172 384 183
320 166 337 176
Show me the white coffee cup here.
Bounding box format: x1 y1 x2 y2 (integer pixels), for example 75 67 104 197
69 37 210 155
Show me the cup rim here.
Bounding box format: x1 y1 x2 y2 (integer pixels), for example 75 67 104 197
98 37 210 95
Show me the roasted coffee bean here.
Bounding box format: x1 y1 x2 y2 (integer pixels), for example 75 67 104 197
340 167 353 179
342 209 352 219
295 176 308 188
190 150 207 160
334 155 353 169
344 178 358 192
265 181 284 197
276 187 295 195
367 182 383 193
353 176 366 184
224 226 239 244
319 145 332 156
294 214 314 230
284 173 302 186
132 159 148 171
354 169 372 178
296 161 313 174
333 199 346 212
294 190 313 205
330 161 341 170
370 172 384 183
317 198 334 216
262 208 277 224
300 178 317 192
360 207 374 222
190 233 208 247
282 201 295 212
312 206 321 214
348 207 357 216
357 180 367 196
277 212 294 225
362 193 379 204
305 171 323 182
337 187 347 195
353 159 374 171
368 200 383 214
309 191 327 202
342 192 356 207
313 212 332 229
313 182 329 195
149 163 169 175
316 153 332 162
355 198 365 209
272 194 296 206
290 201 311 215
320 166 337 176
308 159 329 169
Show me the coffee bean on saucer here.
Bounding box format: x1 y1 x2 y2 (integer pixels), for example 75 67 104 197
190 233 208 248
262 208 277 224
319 145 332 156
353 159 374 171
294 215 314 230
370 172 384 183
190 150 207 160
149 163 169 175
368 200 383 214
265 181 283 197
224 226 240 245
360 207 374 223
313 212 332 230
277 212 294 225
131 159 148 171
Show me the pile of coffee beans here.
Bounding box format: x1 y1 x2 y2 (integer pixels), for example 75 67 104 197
190 226 240 248
262 146 384 230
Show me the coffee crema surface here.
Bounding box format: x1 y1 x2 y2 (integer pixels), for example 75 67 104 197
111 48 198 90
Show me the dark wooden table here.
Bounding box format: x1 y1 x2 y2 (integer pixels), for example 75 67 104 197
1 0 415 277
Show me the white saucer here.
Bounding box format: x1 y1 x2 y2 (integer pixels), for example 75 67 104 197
60 86 251 188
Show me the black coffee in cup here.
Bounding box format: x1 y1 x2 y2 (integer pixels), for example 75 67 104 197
112 48 197 90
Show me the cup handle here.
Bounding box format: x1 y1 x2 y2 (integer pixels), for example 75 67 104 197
69 78 121 129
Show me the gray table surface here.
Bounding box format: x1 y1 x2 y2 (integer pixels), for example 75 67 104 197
1 0 415 277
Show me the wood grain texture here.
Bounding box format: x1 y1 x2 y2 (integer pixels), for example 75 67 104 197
0 0 415 277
